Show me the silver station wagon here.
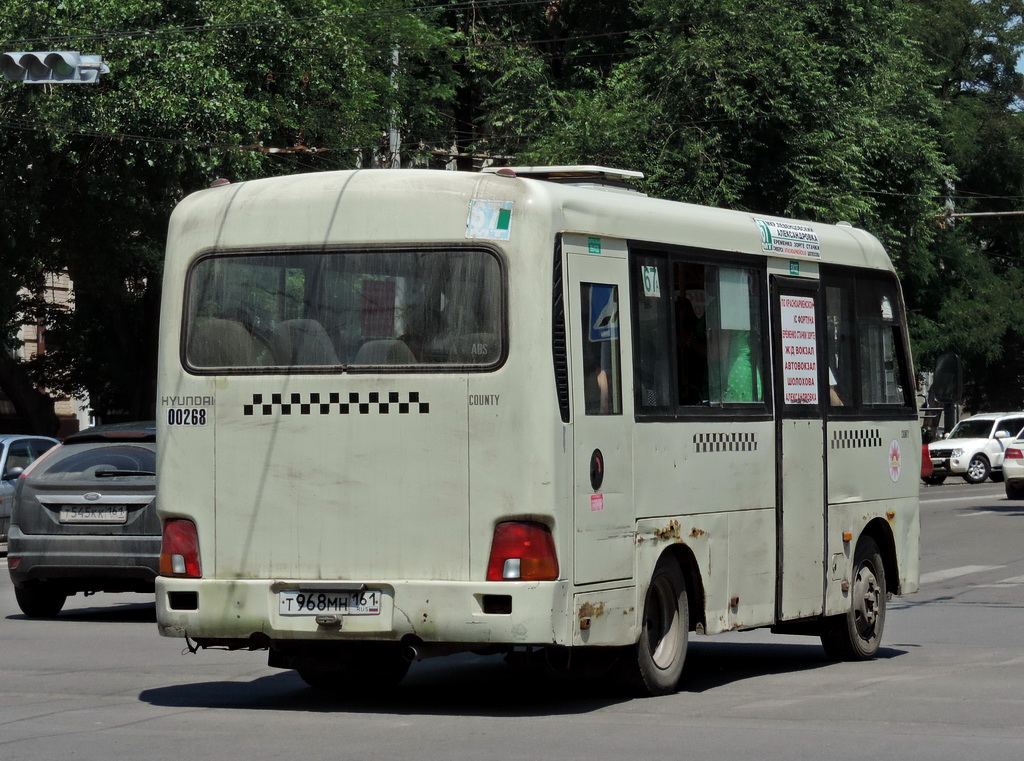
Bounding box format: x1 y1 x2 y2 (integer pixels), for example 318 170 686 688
7 422 159 617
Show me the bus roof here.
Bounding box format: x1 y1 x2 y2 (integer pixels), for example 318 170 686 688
167 168 894 274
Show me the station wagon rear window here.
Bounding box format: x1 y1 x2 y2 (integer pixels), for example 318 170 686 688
44 445 156 479
183 249 504 372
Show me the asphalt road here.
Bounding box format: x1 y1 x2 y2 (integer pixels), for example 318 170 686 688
2 480 1023 761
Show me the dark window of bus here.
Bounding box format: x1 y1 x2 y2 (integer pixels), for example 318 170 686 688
185 249 503 371
580 283 622 415
856 277 911 407
634 257 672 409
823 268 913 412
675 262 709 405
824 273 856 408
632 250 767 415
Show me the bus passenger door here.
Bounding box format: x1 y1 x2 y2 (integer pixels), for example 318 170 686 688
566 241 635 585
771 277 826 620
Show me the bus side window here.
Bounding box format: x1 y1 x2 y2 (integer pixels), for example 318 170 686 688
823 269 913 411
581 283 622 415
825 278 856 408
634 258 672 409
632 252 767 414
675 263 708 405
857 279 910 407
707 266 764 404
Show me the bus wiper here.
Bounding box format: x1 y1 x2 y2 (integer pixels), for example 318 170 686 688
95 469 156 478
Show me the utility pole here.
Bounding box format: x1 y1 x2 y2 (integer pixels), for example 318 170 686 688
388 47 400 168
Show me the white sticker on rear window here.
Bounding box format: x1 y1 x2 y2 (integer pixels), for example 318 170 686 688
466 200 513 240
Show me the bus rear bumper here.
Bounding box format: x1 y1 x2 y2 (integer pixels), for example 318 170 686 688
156 576 572 648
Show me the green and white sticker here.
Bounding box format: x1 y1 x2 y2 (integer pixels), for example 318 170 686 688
642 265 661 297
466 199 513 240
754 217 821 259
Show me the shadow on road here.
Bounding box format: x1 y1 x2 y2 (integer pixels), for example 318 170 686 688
962 502 1024 517
681 640 904 692
139 638 897 716
5 600 156 624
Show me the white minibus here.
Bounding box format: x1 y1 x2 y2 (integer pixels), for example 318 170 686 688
156 165 920 695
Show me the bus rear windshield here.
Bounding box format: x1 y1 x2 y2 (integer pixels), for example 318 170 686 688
183 248 503 372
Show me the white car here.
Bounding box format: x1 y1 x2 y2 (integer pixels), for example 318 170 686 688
925 412 1024 485
1004 438 1024 499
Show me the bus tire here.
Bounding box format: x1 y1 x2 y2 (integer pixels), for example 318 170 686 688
14 583 67 618
821 536 886 661
623 556 688 696
921 474 945 485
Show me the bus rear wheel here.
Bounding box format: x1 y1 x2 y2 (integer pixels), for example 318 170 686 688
821 536 886 661
622 557 688 696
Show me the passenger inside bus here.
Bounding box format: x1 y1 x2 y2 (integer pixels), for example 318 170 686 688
719 329 760 402
715 267 762 403
675 263 708 405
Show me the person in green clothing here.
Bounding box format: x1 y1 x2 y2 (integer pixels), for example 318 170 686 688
722 329 761 402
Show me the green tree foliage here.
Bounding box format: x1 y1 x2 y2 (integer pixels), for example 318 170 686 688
906 0 1024 409
502 0 949 277
0 0 456 427
468 0 1022 410
2 0 1023 426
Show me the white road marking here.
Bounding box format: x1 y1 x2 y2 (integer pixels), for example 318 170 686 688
975 575 1024 588
919 565 1004 585
920 495 1005 505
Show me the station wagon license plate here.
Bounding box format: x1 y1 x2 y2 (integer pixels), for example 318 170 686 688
279 589 381 616
59 505 128 523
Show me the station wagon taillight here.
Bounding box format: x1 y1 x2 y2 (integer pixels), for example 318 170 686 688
1006 448 1023 460
486 521 558 581
160 519 201 578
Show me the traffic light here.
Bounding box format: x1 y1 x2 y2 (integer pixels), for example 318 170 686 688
1 51 109 84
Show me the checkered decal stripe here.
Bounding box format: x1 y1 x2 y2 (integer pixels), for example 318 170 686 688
831 428 883 449
243 392 429 416
694 432 758 453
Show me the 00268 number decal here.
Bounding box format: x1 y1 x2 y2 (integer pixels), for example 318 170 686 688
167 407 209 426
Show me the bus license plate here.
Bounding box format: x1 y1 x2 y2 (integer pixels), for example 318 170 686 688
279 590 381 616
59 505 128 523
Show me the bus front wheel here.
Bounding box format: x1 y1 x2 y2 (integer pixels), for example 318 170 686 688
622 557 688 696
821 536 886 661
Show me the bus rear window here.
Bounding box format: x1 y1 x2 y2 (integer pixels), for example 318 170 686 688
183 249 503 372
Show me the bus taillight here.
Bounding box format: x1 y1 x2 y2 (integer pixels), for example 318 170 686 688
486 521 558 581
160 519 201 578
